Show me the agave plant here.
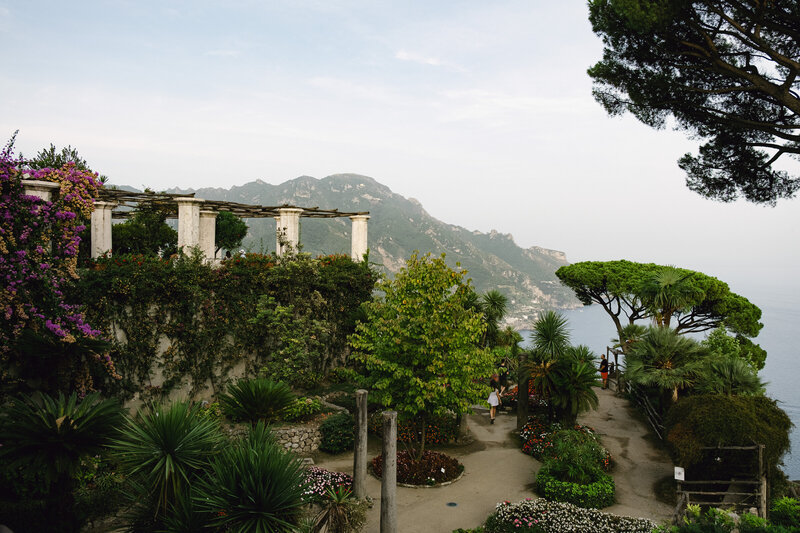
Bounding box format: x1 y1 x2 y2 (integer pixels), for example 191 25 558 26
219 378 295 423
0 391 124 531
193 421 308 532
110 400 222 520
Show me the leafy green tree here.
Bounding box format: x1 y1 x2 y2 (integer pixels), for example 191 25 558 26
702 326 767 371
215 210 248 255
588 0 800 204
111 202 178 256
23 143 108 183
556 261 763 341
626 326 708 403
350 252 493 456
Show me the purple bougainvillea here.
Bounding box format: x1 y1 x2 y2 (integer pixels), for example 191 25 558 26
0 135 118 393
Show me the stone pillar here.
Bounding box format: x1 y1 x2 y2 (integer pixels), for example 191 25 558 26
91 201 116 258
350 215 369 262
176 198 204 254
275 207 303 256
199 210 218 262
353 390 369 499
21 179 60 202
380 411 397 533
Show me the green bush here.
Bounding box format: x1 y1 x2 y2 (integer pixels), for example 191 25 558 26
665 395 791 477
320 413 355 454
771 497 800 527
541 429 610 481
193 422 308 532
739 512 769 533
219 378 295 423
282 396 323 422
535 463 615 509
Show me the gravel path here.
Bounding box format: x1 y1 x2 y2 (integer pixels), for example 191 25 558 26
312 387 674 532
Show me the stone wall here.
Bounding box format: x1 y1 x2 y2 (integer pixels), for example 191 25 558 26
273 423 322 455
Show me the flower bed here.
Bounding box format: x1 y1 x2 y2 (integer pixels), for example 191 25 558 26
371 450 463 486
484 498 656 533
302 467 353 504
519 416 612 470
534 464 615 509
501 384 547 409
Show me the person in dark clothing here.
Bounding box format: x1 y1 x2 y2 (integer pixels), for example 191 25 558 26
498 360 509 394
599 355 609 389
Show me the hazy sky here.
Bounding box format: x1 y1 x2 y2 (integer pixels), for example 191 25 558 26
2 1 798 295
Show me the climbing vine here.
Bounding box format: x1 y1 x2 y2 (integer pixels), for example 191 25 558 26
76 251 377 400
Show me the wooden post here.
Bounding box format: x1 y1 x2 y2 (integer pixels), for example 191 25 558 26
759 444 768 519
517 351 529 430
380 411 397 533
353 389 368 499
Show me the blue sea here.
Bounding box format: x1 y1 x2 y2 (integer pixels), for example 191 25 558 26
519 285 800 480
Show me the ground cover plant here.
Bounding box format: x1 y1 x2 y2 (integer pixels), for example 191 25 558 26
484 498 657 533
372 450 463 486
302 466 354 504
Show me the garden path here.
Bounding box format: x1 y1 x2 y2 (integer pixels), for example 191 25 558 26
312 387 674 532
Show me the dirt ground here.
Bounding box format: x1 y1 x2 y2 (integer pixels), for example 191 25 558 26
312 387 675 532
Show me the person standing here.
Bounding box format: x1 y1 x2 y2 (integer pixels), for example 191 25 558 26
599 354 609 389
488 374 501 424
498 360 509 395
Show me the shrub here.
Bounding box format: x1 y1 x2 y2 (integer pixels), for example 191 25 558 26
193 422 308 532
316 486 369 533
738 512 769 533
303 467 353 504
484 498 656 533
0 391 124 533
541 429 611 475
282 396 323 422
771 497 800 527
320 412 355 454
535 463 615 509
110 400 222 521
372 450 463 486
665 395 791 476
219 378 295 423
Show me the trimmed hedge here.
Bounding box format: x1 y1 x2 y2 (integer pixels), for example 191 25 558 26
319 413 355 454
535 464 615 509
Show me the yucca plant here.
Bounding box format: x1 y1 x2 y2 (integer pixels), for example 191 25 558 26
219 378 295 423
193 421 308 532
110 400 222 521
316 486 369 533
0 391 124 532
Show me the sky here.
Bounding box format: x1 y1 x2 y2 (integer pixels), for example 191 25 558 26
2 1 799 298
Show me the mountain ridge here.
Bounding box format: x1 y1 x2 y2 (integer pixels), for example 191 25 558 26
122 173 578 327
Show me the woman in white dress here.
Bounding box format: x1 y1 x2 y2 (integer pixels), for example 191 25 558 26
487 373 501 424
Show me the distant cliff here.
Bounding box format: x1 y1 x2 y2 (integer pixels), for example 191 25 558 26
167 173 578 326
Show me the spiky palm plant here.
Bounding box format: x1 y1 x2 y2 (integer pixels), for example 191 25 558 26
110 400 222 521
626 326 708 402
696 354 766 396
551 361 600 425
0 392 124 531
194 421 308 532
638 266 702 327
530 310 570 360
219 378 295 423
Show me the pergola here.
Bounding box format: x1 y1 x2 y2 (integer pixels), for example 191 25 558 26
21 180 370 262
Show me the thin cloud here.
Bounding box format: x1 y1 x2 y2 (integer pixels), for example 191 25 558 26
205 49 241 57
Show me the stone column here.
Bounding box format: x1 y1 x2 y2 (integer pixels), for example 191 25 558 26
275 207 303 256
91 201 116 258
350 215 369 262
353 390 369 499
380 411 397 533
176 198 204 255
199 210 218 262
21 179 60 202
